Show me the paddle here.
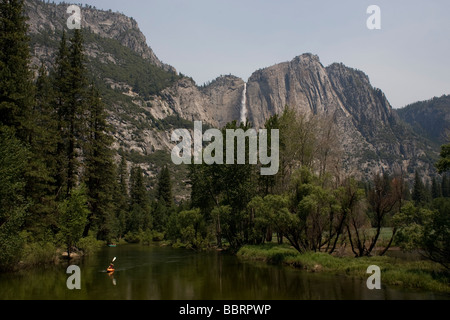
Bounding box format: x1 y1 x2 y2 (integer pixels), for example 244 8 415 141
107 257 116 272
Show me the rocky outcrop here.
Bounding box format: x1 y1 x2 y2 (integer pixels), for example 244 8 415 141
246 54 345 127
25 0 439 183
244 54 436 180
154 75 244 128
25 0 174 72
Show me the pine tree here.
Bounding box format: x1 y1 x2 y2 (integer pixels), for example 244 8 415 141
0 127 30 271
0 0 34 141
436 143 450 174
156 166 173 206
114 154 129 238
66 29 89 195
412 170 429 205
24 63 59 230
431 177 442 199
129 166 148 208
153 166 173 232
83 85 116 240
442 174 450 198
128 166 151 232
0 0 57 244
52 29 89 197
35 63 58 160
52 30 71 199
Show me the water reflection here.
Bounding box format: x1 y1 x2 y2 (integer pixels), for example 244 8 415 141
0 245 448 300
108 272 116 286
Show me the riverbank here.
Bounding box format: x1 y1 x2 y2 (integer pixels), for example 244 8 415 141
13 235 106 271
237 244 450 294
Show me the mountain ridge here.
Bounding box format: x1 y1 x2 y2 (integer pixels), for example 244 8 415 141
397 95 450 146
24 0 444 186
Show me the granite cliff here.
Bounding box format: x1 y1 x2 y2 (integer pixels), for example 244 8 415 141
25 0 441 187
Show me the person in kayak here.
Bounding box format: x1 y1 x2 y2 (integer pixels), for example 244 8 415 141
107 257 116 272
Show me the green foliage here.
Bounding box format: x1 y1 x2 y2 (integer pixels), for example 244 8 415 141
127 203 149 234
395 199 450 269
395 202 434 251
397 95 450 146
82 32 180 98
238 245 450 293
237 244 298 264
248 195 290 245
2 2 449 280
19 232 57 267
0 127 30 271
436 143 450 174
189 120 259 248
123 228 164 245
412 170 431 205
128 166 152 234
443 174 450 198
113 154 129 239
424 198 450 269
58 185 90 257
0 0 34 140
152 200 171 233
83 85 116 240
77 234 105 255
171 208 210 249
156 166 173 206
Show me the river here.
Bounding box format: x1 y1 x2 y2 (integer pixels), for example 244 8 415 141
0 244 448 300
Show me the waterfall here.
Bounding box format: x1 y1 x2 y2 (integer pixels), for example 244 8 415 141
240 83 247 125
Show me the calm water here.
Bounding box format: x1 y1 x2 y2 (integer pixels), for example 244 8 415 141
0 245 448 300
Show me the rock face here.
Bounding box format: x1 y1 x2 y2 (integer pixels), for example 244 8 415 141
246 54 344 127
25 0 173 72
157 75 244 128
25 0 439 183
244 54 435 179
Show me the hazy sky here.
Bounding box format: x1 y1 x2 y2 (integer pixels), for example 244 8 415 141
56 0 450 108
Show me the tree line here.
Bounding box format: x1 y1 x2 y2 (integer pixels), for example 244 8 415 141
1 1 449 272
180 109 449 269
0 0 177 271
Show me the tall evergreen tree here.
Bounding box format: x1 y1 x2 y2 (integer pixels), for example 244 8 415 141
0 0 56 244
65 29 88 195
52 30 71 199
442 174 450 198
52 29 89 197
0 127 30 271
129 166 148 208
0 0 34 141
412 170 428 205
431 177 442 199
25 63 59 231
114 154 129 238
156 166 173 206
128 166 151 232
83 85 116 240
436 143 450 174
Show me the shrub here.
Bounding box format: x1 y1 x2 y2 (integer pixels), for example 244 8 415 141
77 235 105 255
